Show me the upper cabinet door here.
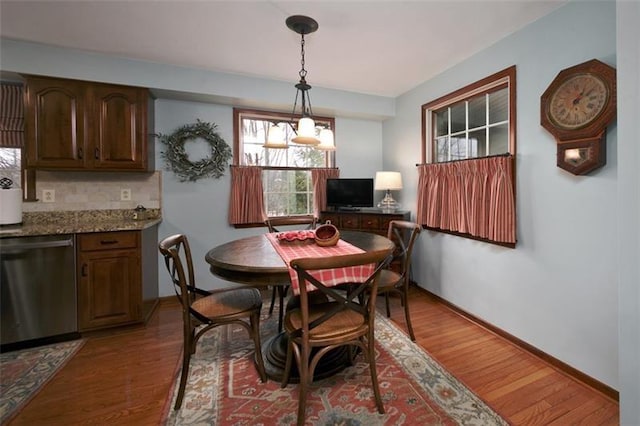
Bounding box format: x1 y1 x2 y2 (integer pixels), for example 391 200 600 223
91 84 148 170
24 75 153 172
25 76 88 169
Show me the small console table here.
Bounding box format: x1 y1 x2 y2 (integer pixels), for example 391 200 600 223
319 209 411 236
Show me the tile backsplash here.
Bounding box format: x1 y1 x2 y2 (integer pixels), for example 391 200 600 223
24 170 162 212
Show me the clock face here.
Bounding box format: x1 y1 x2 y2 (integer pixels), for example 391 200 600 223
548 73 609 130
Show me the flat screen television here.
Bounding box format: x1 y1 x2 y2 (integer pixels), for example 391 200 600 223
326 178 374 210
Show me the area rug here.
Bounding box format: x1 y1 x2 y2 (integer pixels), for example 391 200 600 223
0 339 84 424
162 311 508 426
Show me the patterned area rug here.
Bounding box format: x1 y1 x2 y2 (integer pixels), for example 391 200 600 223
0 339 84 424
163 311 508 426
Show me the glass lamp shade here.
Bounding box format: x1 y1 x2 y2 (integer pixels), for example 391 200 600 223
316 128 336 151
292 117 320 144
263 123 288 149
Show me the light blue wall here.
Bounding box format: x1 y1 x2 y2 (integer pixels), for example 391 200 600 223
384 1 619 388
616 1 640 423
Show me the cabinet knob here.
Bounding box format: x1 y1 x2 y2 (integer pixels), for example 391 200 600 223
78 148 83 159
81 263 88 277
94 148 100 159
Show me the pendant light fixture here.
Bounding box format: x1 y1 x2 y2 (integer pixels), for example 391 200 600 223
265 15 335 150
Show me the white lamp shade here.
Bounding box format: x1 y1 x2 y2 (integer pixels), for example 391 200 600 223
292 117 320 144
374 171 403 190
316 128 335 151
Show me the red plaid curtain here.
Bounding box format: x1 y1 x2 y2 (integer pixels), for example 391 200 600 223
417 155 515 244
311 168 339 217
228 166 266 225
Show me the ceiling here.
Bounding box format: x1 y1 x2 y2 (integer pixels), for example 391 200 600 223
0 0 566 98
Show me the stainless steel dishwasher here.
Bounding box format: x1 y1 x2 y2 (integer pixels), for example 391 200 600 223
1 234 78 350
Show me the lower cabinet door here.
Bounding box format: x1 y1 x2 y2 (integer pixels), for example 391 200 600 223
77 249 141 331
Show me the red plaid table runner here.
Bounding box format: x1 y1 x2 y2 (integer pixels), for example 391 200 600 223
265 233 375 295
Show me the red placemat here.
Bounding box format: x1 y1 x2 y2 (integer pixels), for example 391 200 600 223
265 232 375 295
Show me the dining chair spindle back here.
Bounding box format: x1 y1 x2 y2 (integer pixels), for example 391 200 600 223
158 234 266 410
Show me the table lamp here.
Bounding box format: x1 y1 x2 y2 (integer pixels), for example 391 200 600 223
374 171 402 213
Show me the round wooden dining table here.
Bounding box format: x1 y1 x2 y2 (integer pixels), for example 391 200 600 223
205 230 395 382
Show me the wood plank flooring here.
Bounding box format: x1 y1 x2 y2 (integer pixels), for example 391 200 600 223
8 287 619 425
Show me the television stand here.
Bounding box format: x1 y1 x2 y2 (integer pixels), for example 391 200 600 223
320 209 410 236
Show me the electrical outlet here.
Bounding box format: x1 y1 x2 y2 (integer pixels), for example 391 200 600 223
42 189 55 203
120 188 131 201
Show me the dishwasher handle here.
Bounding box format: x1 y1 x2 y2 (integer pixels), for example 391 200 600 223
2 238 74 252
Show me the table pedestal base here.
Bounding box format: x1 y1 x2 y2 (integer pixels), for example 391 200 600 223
261 332 351 383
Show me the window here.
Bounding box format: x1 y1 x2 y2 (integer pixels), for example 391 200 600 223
422 66 516 163
233 108 335 217
417 67 517 246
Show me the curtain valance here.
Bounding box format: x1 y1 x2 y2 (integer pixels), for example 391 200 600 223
417 155 516 244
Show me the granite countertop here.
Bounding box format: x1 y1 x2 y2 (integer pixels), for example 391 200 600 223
0 209 162 238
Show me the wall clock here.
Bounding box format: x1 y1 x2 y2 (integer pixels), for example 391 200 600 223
540 59 616 175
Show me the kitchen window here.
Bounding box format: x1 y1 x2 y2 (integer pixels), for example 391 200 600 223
233 108 335 218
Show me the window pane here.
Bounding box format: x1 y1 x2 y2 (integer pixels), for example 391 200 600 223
436 137 449 162
489 124 509 155
450 136 467 160
450 102 466 133
435 109 448 137
469 129 487 158
468 95 486 129
263 169 313 216
0 148 21 187
489 87 508 123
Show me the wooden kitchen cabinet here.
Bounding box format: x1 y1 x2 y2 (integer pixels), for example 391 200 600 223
319 210 411 236
77 231 141 331
24 75 154 171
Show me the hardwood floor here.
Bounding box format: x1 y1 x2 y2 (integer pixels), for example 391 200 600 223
9 287 619 425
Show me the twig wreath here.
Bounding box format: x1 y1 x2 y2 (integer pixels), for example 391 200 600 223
156 120 232 182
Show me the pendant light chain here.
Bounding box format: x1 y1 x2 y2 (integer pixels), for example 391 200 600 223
299 33 307 79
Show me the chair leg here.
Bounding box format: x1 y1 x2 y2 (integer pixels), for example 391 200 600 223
401 287 416 341
268 286 277 315
250 310 267 382
277 285 288 332
385 292 391 317
174 332 193 410
296 345 311 426
367 335 385 414
281 341 292 388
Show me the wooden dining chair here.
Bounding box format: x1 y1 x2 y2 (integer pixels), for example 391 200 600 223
158 234 267 410
375 220 422 341
281 249 393 426
265 215 317 331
